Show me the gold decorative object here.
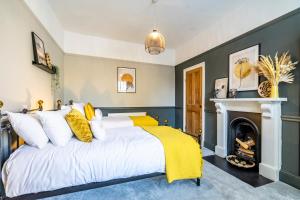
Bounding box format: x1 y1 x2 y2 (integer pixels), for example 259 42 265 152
37 100 44 111
258 81 272 98
45 53 52 69
226 155 255 168
57 99 62 110
256 52 298 98
0 100 3 108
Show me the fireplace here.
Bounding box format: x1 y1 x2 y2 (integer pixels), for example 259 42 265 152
210 98 287 181
227 111 261 169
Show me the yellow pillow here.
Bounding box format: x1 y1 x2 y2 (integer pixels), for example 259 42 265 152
65 109 93 142
84 102 95 121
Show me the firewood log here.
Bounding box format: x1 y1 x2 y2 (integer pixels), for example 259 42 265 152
235 138 255 149
244 139 255 147
236 150 254 158
238 147 255 155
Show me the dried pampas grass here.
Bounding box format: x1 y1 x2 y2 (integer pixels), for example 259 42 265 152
256 52 298 86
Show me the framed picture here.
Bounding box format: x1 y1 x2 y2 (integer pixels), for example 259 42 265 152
31 32 47 66
117 67 136 93
229 45 260 91
214 78 228 98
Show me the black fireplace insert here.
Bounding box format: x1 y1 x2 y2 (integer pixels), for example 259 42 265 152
227 111 261 169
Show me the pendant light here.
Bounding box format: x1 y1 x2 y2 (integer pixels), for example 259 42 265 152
145 0 166 55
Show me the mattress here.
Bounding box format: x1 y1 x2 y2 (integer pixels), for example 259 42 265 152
2 127 165 197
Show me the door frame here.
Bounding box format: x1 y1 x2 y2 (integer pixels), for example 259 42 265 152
183 62 205 146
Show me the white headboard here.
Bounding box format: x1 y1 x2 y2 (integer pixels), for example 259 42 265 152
108 112 146 117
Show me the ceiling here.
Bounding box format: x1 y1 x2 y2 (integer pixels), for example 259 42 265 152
48 0 243 48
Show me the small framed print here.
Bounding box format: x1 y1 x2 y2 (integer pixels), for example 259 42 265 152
117 67 136 93
215 78 228 98
229 45 260 91
31 32 47 66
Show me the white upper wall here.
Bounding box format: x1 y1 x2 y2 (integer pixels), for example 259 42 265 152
23 0 64 50
24 0 300 66
24 0 175 65
64 31 175 66
47 0 243 48
0 0 64 111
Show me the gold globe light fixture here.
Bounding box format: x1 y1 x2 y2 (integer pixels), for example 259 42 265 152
145 0 165 55
145 29 165 55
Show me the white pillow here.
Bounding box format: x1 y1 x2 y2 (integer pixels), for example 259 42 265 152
7 112 49 149
36 108 73 146
59 106 72 116
94 109 103 121
90 119 106 140
61 105 71 111
72 102 85 115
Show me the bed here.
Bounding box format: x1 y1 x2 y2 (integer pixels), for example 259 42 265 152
0 101 202 199
2 127 165 198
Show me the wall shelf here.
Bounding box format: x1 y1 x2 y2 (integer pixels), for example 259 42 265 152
32 61 56 74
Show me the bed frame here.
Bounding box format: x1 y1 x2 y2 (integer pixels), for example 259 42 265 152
0 100 201 200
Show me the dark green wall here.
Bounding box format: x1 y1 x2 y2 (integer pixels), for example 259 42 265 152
175 9 300 188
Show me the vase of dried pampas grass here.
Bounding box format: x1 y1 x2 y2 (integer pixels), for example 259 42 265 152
270 85 279 98
256 52 298 98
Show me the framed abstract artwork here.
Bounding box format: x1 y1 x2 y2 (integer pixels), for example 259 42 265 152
117 67 136 93
214 78 228 98
31 32 47 66
229 45 260 91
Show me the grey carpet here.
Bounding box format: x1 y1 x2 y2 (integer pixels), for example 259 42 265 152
43 148 300 200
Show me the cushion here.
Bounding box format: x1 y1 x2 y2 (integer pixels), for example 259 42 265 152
84 103 95 121
36 108 73 146
7 112 49 148
65 109 93 142
90 119 106 140
72 102 85 115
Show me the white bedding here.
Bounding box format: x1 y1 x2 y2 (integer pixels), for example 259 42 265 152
101 116 134 129
2 127 165 197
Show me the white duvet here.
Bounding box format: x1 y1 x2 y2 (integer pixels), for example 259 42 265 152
2 127 165 197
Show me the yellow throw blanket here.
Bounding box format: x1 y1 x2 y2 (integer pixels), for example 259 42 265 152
142 126 203 183
129 116 159 126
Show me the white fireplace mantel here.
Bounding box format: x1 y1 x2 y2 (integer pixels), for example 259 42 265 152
210 98 287 181
210 98 287 102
